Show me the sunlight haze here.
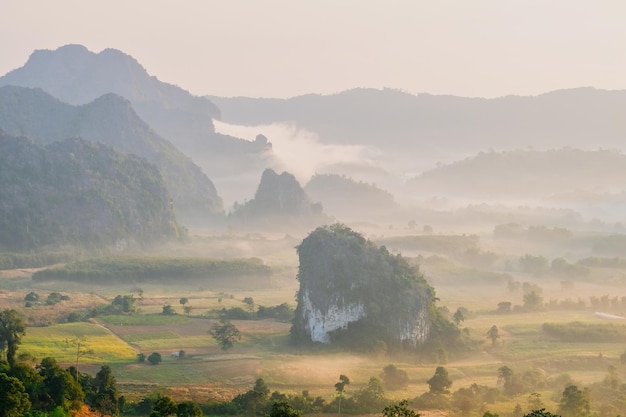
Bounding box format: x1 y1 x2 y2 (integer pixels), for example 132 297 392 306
2 0 625 98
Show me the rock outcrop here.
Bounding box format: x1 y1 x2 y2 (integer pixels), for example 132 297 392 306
291 224 433 347
228 169 330 231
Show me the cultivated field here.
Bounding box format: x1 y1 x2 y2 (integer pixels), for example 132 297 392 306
3 231 626 416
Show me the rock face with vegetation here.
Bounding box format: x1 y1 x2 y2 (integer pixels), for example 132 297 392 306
291 224 434 347
0 85 223 226
228 169 329 230
0 132 182 251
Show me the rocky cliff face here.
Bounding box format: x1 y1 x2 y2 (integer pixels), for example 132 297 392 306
291 224 433 346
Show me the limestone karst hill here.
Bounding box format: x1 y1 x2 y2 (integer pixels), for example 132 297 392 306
228 169 331 232
291 224 434 348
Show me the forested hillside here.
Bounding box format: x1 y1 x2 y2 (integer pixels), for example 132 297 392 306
406 148 626 200
0 44 273 194
0 132 182 251
0 86 223 226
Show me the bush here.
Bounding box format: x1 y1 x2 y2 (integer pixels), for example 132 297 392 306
147 352 161 365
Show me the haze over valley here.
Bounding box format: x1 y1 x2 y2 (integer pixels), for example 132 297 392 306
3 3 626 417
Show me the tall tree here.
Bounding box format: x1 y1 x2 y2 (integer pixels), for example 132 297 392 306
335 374 350 414
90 365 119 416
558 385 590 417
0 373 31 417
37 357 84 412
487 325 500 347
0 309 26 368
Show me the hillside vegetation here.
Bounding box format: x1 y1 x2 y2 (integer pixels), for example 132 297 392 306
0 132 182 251
0 85 223 226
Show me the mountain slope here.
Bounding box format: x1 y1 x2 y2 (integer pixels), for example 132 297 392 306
0 132 182 251
406 148 626 200
0 85 223 225
0 44 272 182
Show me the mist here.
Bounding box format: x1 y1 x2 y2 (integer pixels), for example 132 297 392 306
213 120 372 186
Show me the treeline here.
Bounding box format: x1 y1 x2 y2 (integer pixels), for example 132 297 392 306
32 256 272 282
0 251 75 270
377 234 480 255
213 304 294 322
542 322 626 343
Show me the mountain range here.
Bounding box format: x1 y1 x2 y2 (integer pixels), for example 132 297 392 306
0 85 222 226
0 44 274 203
3 44 626 242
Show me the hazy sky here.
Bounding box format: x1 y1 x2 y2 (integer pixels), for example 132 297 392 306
2 1 625 98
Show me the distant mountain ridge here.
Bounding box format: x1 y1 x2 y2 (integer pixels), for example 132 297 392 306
0 85 223 225
406 148 626 200
0 44 273 190
210 87 626 173
0 132 182 251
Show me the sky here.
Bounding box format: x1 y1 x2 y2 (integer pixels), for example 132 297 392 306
2 1 626 99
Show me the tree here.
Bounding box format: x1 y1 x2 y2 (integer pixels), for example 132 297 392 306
37 357 84 412
67 336 93 380
523 409 561 417
112 295 136 313
243 297 255 311
0 309 26 368
381 364 409 390
427 366 452 395
162 305 175 315
24 292 39 302
523 291 544 311
177 401 203 417
147 352 162 365
353 377 385 413
0 373 31 417
452 309 464 325
497 302 512 313
209 319 241 351
179 297 189 306
183 305 193 316
232 378 270 415
383 400 419 417
89 365 119 416
335 374 350 414
487 325 500 347
152 395 177 417
558 385 590 417
269 400 302 417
